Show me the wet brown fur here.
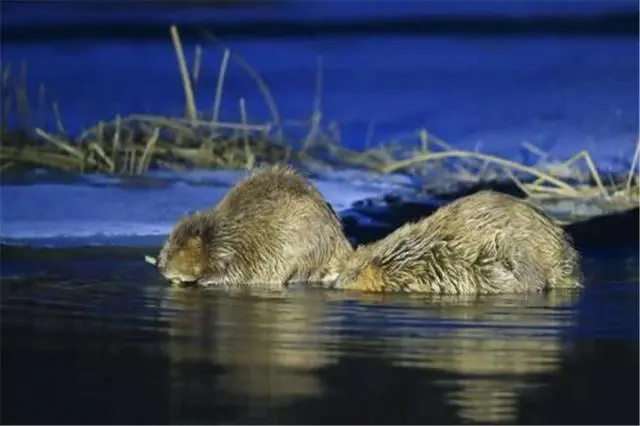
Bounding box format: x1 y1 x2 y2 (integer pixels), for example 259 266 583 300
334 190 582 294
157 164 353 289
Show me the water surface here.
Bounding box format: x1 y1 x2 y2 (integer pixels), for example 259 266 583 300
2 245 638 424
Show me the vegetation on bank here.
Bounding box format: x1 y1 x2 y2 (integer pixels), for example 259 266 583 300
1 25 638 210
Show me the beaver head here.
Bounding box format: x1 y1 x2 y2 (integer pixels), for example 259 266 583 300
332 225 444 293
157 211 234 286
332 244 390 292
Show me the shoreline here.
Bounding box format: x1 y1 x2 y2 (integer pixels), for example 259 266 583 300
1 169 637 251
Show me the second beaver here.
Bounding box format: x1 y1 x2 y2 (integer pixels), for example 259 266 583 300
157 164 353 289
332 190 582 294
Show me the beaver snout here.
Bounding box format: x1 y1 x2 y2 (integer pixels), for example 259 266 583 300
157 264 200 285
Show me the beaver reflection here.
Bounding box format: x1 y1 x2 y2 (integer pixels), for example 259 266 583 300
163 286 335 421
323 290 580 424
161 284 579 424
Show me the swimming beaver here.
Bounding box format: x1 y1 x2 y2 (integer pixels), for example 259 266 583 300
156 164 353 289
333 190 582 294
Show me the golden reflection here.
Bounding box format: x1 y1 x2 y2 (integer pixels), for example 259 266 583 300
161 283 581 424
163 286 336 409
325 289 580 424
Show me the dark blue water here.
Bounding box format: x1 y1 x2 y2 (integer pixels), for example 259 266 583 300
1 244 638 424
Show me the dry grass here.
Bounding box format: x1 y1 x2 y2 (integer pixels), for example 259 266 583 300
1 25 638 210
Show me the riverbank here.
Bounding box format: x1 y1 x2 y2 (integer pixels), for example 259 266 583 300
2 27 637 164
2 25 638 196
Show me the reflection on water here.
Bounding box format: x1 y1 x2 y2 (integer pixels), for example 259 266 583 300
1 247 638 424
166 288 336 422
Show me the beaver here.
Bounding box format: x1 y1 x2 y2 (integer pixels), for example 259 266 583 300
332 190 582 294
156 164 353 289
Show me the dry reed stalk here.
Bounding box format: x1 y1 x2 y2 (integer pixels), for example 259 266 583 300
365 121 376 150
79 114 271 140
526 150 608 198
170 25 197 122
238 97 255 170
521 141 549 159
626 137 640 193
193 45 203 86
52 102 65 134
15 65 33 130
212 48 231 129
88 142 115 172
528 150 585 189
197 28 284 143
415 134 477 179
111 114 122 159
35 128 84 160
37 82 46 124
96 121 105 144
302 56 324 151
381 149 579 194
0 146 80 170
128 146 137 175
2 95 12 128
136 127 161 175
169 116 271 133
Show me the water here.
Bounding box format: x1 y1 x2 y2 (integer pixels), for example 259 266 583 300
2 245 638 424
